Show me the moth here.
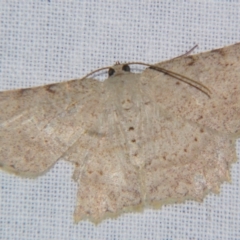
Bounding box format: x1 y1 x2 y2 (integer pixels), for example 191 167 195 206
0 43 240 223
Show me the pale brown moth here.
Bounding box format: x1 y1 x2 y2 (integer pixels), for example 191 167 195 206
1 43 240 223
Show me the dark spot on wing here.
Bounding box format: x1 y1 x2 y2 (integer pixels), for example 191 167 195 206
129 127 134 131
186 56 196 66
45 84 57 93
10 164 15 169
211 48 226 56
18 88 33 96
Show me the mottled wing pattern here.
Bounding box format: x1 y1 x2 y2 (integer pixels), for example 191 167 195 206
1 43 239 223
142 42 240 135
144 118 235 206
140 43 240 209
64 65 236 222
0 78 102 176
63 73 145 222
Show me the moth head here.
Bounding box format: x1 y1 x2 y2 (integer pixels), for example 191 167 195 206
108 64 131 77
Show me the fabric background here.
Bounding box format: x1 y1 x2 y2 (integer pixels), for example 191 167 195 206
0 1 240 239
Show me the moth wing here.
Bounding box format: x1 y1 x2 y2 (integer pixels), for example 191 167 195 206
142 43 240 135
63 73 236 222
70 138 143 223
60 77 143 222
143 113 236 206
0 78 102 176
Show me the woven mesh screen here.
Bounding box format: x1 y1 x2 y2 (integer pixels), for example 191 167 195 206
0 1 240 239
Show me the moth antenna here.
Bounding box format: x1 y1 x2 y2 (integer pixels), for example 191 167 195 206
80 66 112 79
150 65 212 97
184 44 198 56
127 62 212 98
172 44 199 60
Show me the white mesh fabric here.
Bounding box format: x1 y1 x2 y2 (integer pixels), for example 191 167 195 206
0 1 240 239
